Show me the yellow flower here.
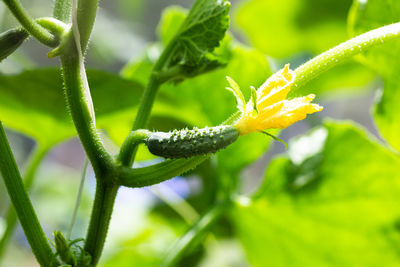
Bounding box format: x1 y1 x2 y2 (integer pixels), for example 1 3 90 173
226 64 323 136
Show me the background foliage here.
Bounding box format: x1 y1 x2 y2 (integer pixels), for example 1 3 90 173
0 0 400 266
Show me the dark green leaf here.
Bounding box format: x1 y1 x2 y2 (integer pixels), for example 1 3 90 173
348 0 400 151
162 0 231 82
234 120 400 266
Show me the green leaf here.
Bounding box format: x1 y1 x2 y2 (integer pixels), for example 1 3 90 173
101 214 186 267
157 6 188 46
225 76 246 113
120 45 159 87
162 0 231 82
233 121 400 266
348 0 400 151
168 0 230 66
235 0 352 58
236 0 375 97
0 69 205 151
292 61 376 98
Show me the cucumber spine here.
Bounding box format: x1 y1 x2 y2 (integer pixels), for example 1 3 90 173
147 125 239 158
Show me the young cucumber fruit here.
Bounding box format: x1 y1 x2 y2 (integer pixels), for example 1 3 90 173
0 29 29 62
147 125 239 158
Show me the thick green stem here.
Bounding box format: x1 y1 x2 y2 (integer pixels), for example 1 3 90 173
84 181 118 266
0 123 56 266
0 145 49 260
60 53 113 176
2 0 58 47
293 22 400 89
60 50 118 265
160 202 228 267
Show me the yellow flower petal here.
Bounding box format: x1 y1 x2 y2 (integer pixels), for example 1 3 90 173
233 65 323 135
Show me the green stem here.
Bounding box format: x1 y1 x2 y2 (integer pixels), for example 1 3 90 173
2 0 58 47
123 39 177 164
0 145 49 260
131 40 176 131
119 156 208 188
293 22 400 89
160 202 228 267
60 53 113 176
0 123 56 266
83 181 118 266
117 130 150 166
60 50 118 265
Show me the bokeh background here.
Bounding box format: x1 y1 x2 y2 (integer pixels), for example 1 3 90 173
0 0 393 266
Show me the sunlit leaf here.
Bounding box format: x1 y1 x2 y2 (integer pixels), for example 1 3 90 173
235 0 352 58
0 69 206 152
157 6 188 46
348 0 400 152
234 120 400 266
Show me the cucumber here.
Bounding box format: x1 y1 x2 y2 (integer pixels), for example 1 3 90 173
0 29 29 62
147 125 239 158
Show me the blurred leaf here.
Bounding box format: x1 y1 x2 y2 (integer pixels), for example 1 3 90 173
293 61 375 98
234 120 400 266
236 0 375 98
0 68 74 146
348 0 400 151
102 214 185 267
0 69 206 152
120 45 160 87
157 6 188 46
235 0 352 58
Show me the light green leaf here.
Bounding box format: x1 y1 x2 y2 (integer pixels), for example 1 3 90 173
234 120 400 266
292 61 376 98
226 76 246 113
235 0 352 58
0 69 205 152
102 214 186 267
348 0 400 151
157 6 188 46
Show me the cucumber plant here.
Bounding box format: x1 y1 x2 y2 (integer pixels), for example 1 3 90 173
0 0 400 266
